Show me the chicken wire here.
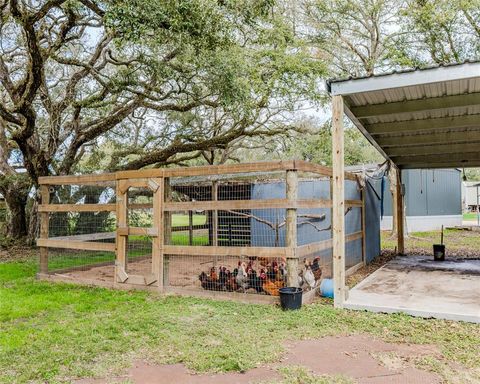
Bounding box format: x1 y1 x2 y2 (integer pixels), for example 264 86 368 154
46 183 116 274
165 254 322 297
41 168 365 297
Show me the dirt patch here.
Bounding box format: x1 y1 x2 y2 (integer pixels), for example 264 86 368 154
74 335 441 384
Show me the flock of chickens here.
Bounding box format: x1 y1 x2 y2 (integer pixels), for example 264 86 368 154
198 257 322 296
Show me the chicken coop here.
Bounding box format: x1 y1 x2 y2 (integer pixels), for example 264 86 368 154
37 160 380 304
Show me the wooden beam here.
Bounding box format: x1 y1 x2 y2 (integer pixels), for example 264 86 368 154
117 227 158 237
115 179 128 283
163 245 293 258
38 204 116 212
157 177 165 291
39 173 116 185
286 169 298 287
50 232 115 241
163 178 172 287
400 160 480 169
332 94 346 308
352 92 480 118
36 238 116 252
361 187 367 265
164 199 329 211
39 185 50 274
396 169 405 255
367 114 480 135
163 199 362 212
387 142 480 157
392 151 480 165
376 129 480 147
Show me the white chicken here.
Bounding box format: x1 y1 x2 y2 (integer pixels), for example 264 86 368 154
303 260 316 290
235 261 248 292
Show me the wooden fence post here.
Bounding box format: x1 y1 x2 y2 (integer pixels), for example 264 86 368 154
286 169 298 287
163 177 172 287
39 185 50 274
396 169 405 255
151 178 163 288
115 179 128 283
332 94 346 308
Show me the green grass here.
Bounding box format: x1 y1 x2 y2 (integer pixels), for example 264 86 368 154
171 213 206 227
381 228 480 255
463 212 480 221
0 261 479 383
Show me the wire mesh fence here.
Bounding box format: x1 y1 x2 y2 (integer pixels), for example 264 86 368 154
38 162 367 302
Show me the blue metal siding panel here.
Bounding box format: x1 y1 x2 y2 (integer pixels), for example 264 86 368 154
425 169 462 215
250 180 381 265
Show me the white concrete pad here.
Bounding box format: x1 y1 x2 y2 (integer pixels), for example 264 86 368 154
345 256 480 323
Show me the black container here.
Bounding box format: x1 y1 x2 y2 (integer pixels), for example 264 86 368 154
279 287 303 310
433 244 445 261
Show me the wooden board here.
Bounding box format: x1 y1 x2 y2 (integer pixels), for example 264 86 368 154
37 238 116 252
39 204 116 212
39 173 116 185
163 245 293 258
39 185 50 274
50 232 116 241
332 94 346 308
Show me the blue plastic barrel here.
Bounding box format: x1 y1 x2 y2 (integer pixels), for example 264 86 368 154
320 279 334 298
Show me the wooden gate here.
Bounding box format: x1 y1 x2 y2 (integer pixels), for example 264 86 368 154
115 177 163 287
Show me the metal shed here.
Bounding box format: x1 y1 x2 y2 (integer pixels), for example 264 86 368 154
383 169 462 231
326 61 480 322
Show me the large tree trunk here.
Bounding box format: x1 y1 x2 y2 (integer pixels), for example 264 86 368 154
0 175 32 241
4 189 28 239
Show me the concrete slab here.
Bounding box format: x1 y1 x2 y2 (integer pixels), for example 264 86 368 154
345 256 480 323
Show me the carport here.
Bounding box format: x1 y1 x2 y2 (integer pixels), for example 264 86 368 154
327 61 480 322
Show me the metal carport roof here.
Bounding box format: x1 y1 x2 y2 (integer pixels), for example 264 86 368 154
327 61 480 169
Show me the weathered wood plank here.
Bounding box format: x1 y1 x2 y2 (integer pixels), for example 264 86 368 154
50 232 116 241
332 94 346 308
39 185 50 274
38 173 116 185
37 238 116 252
163 245 292 258
286 169 298 287
39 204 116 212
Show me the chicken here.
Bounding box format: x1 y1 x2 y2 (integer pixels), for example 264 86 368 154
311 257 322 282
218 266 227 287
235 261 248 291
248 268 263 293
303 260 316 289
298 269 304 288
224 269 238 292
199 271 222 291
260 266 284 296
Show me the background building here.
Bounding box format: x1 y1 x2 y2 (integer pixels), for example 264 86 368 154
348 166 462 232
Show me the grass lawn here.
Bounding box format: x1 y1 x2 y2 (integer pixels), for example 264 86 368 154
171 213 206 227
381 228 480 256
1 260 479 383
463 212 480 221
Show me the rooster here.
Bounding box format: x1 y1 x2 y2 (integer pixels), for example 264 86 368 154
235 261 248 292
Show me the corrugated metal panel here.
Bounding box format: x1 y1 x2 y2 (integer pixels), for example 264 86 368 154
381 169 461 216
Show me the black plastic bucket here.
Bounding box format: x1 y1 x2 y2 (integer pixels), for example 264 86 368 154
433 244 445 261
279 287 303 310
